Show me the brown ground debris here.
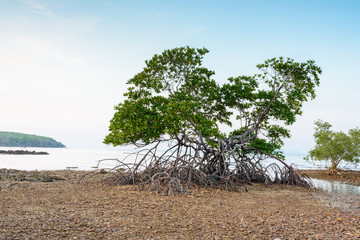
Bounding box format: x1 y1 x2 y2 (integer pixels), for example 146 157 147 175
1 170 360 239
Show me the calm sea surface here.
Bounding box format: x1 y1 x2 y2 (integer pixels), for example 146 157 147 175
0 147 358 171
0 147 130 170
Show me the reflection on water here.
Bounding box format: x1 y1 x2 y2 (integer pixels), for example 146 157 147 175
312 178 360 195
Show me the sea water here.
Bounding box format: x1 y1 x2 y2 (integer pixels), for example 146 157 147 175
311 178 360 195
0 147 358 171
0 147 130 170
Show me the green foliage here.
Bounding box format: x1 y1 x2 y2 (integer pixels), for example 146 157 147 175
105 47 229 146
0 131 65 148
306 120 360 172
223 57 320 127
105 47 321 158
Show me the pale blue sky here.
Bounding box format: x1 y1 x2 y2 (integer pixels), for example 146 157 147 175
0 0 359 154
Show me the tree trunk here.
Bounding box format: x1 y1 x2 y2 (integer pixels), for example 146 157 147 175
328 158 340 175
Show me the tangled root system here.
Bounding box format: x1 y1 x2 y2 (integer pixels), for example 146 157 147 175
81 143 313 195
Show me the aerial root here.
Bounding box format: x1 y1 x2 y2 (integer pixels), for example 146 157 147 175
81 146 313 195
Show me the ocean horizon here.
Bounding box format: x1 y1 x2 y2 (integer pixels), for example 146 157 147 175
0 146 358 171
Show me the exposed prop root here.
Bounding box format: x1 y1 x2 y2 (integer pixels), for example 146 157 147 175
82 144 313 195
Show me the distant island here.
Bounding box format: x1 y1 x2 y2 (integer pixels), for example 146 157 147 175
0 131 66 148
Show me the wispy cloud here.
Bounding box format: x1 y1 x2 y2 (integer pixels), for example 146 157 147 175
52 53 85 66
23 0 55 17
0 35 85 67
105 1 116 7
0 56 28 65
69 58 84 66
153 13 162 19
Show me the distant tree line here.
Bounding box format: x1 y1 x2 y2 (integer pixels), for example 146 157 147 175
0 131 65 148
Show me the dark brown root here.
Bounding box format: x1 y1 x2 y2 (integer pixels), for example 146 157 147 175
81 144 313 195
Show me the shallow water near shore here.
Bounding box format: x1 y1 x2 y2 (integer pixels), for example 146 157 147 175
312 178 360 195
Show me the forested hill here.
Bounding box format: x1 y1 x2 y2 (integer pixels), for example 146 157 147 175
0 131 65 148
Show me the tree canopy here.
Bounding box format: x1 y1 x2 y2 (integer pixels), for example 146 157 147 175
104 47 321 193
306 120 360 173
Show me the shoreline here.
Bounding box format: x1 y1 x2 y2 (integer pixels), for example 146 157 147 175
0 150 49 155
299 169 360 186
1 168 359 184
